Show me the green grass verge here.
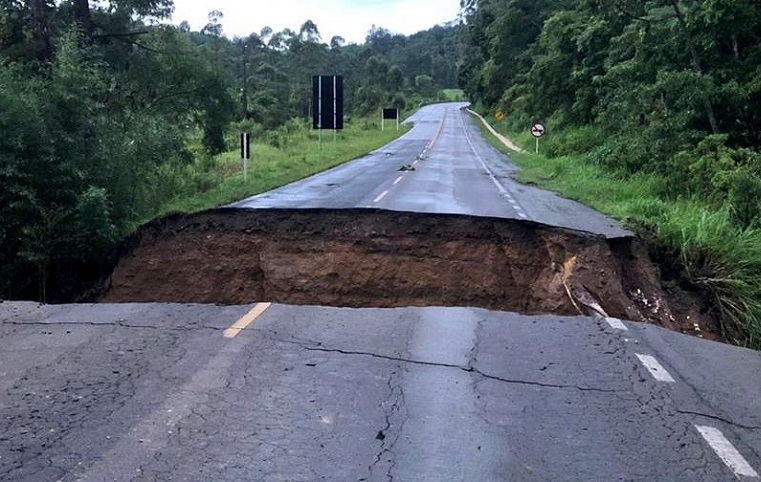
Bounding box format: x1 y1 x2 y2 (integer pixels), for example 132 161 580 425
473 113 761 349
441 89 466 101
156 119 410 216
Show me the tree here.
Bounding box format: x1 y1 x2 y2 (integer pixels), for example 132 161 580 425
201 10 223 37
386 65 404 92
0 7 464 300
415 74 435 97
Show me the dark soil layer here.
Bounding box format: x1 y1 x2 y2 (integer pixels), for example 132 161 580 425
102 208 721 341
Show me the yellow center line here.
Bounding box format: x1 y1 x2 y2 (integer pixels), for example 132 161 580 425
223 302 272 338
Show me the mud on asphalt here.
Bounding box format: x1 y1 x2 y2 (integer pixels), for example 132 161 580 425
101 208 721 341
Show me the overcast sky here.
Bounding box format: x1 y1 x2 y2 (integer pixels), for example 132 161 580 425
168 0 462 44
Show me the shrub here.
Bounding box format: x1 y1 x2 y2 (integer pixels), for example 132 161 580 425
544 125 604 157
656 204 761 347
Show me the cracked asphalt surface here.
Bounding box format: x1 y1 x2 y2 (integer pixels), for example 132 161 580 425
2 103 760 481
1 301 759 481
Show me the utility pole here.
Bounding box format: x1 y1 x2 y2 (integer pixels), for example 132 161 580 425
240 42 249 120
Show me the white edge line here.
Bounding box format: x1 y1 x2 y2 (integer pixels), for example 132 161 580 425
457 109 532 221
696 425 759 478
373 190 389 203
605 317 629 331
635 353 676 383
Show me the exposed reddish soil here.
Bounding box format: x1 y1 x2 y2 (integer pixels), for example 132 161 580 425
102 208 721 341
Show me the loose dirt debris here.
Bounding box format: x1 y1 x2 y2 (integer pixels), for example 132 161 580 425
101 208 721 342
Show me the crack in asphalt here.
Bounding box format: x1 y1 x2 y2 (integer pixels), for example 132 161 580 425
466 316 485 368
276 340 623 394
676 409 761 431
364 371 404 482
1 320 224 332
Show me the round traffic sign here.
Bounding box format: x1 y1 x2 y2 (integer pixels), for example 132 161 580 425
531 123 546 138
495 110 505 122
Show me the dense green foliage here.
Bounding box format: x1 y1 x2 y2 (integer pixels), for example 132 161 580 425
0 0 459 301
461 0 761 221
461 0 761 346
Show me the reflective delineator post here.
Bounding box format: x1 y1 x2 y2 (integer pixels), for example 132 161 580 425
240 132 251 181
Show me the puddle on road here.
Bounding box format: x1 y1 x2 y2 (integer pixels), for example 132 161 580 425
100 208 716 338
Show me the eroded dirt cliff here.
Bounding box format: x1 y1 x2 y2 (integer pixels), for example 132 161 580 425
101 208 719 341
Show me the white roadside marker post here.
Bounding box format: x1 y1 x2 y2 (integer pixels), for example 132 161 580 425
240 132 250 182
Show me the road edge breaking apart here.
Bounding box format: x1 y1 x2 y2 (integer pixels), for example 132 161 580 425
99 207 720 342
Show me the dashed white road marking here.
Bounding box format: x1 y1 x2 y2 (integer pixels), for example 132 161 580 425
605 317 628 331
374 190 389 203
393 176 403 185
696 425 759 479
457 110 530 220
635 353 676 383
517 212 528 219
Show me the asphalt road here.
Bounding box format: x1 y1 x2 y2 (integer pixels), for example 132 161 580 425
231 103 631 238
2 103 760 481
0 301 759 481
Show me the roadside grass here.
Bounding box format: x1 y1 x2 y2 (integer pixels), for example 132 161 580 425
656 204 761 347
441 89 466 101
473 113 761 349
155 119 410 217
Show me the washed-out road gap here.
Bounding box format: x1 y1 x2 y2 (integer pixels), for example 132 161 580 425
1 103 759 481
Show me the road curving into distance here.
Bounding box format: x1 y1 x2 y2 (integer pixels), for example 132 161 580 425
0 103 759 481
231 103 631 239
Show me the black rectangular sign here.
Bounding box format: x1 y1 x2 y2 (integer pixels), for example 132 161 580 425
382 108 398 120
312 75 344 130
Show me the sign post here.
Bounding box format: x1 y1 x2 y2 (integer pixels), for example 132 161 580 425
240 132 251 181
312 75 344 149
531 123 546 154
382 108 399 131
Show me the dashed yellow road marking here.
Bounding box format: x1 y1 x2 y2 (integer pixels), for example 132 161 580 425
224 303 271 338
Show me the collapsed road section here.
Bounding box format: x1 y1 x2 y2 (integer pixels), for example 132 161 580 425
101 208 714 337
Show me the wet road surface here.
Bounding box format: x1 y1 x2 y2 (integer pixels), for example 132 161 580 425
1 302 759 481
2 104 760 481
231 103 630 238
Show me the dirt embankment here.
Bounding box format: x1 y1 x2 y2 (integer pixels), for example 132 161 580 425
102 208 719 340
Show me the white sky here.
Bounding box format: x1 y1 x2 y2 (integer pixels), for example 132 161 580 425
168 0 462 44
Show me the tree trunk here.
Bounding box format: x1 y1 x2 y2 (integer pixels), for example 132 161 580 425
240 43 249 120
72 0 93 43
38 261 47 303
668 0 720 135
31 0 52 62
